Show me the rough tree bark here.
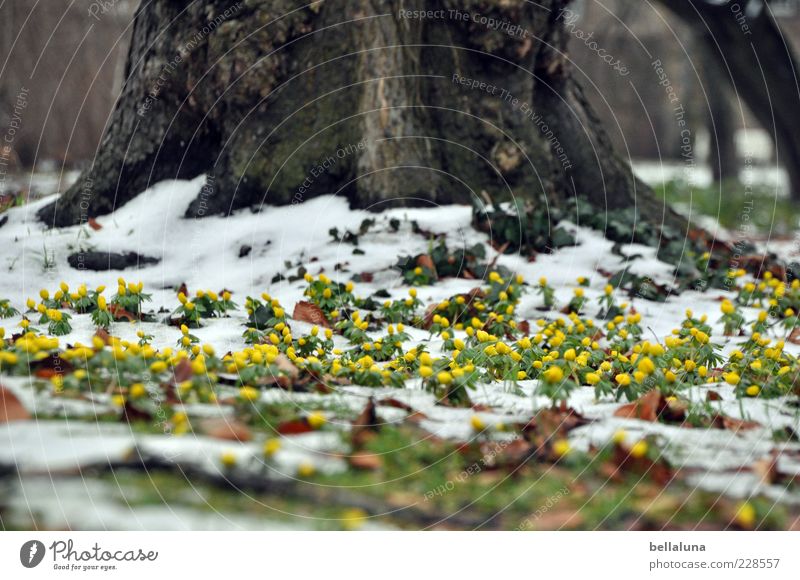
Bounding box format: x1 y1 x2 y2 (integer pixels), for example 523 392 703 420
39 0 684 238
703 45 739 184
657 0 800 199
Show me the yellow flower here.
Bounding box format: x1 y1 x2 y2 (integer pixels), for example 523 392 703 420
720 300 735 315
297 462 316 478
585 372 600 385
552 439 571 457
724 372 740 385
615 373 631 387
263 438 281 457
220 451 237 468
612 429 627 445
307 411 326 429
150 360 167 373
470 415 486 431
129 383 147 398
637 357 655 375
341 507 367 531
629 440 648 459
735 501 756 528
745 385 760 397
543 366 564 383
239 386 260 402
437 371 453 385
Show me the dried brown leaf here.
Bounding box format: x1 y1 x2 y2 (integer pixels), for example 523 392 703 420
200 418 252 442
0 386 30 422
292 300 330 327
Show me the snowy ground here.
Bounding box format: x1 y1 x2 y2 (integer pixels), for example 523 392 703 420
1 175 800 529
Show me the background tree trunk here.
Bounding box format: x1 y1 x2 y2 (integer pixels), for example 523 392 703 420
656 0 800 199
703 45 739 185
39 0 685 239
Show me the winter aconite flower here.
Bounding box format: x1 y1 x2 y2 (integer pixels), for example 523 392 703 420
724 372 741 385
239 386 260 402
297 462 316 477
735 501 756 528
220 451 237 468
629 440 648 459
470 415 486 431
543 366 564 383
307 412 326 429
552 439 571 457
263 439 281 457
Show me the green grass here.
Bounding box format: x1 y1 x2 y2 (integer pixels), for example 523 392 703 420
657 179 800 235
311 426 794 530
5 420 794 530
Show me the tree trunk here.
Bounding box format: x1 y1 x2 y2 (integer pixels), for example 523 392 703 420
703 46 739 184
656 0 800 199
38 0 685 239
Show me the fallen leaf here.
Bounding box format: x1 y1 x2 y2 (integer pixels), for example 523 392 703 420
611 444 673 485
752 452 780 485
523 407 589 440
200 418 252 442
614 390 662 422
406 411 428 424
292 300 330 327
94 328 113 345
348 451 383 471
416 254 438 278
525 509 584 530
87 217 103 230
109 303 137 322
477 439 532 469
276 419 314 435
715 415 761 432
377 397 415 412
0 386 30 422
171 359 193 384
352 398 379 448
275 354 299 380
32 353 74 378
120 401 153 423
